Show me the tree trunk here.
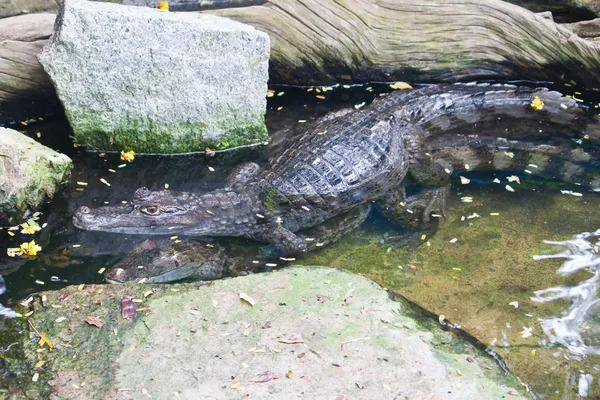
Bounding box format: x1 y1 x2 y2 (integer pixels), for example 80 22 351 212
0 13 60 121
208 0 600 86
4 0 600 121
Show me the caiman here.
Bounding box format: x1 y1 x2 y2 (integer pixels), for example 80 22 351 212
106 205 371 283
73 83 600 256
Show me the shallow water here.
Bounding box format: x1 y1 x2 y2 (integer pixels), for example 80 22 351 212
1 81 600 398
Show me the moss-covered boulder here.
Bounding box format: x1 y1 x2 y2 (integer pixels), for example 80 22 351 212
0 128 72 224
4 267 525 399
38 0 270 154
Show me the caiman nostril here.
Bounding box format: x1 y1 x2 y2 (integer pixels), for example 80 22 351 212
78 206 90 214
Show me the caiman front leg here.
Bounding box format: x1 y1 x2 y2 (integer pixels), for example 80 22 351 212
252 205 372 257
250 225 308 257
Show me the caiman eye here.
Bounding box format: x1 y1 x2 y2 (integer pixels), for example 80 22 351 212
134 187 151 201
141 205 160 215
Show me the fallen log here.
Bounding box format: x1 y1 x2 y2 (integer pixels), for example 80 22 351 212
209 0 600 86
4 0 600 122
0 13 59 121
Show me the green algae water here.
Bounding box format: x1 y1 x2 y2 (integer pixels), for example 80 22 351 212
1 82 600 398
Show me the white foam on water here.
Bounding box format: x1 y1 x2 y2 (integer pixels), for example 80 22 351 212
0 275 21 319
532 228 600 356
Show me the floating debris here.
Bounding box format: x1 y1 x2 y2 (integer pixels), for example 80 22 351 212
507 175 520 184
156 1 169 10
531 96 544 111
389 82 413 90
560 190 583 197
120 150 135 162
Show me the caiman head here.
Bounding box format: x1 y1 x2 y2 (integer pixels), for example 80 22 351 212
73 186 259 236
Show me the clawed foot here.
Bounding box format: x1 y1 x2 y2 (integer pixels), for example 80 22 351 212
394 186 449 230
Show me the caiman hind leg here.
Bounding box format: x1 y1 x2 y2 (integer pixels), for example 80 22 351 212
375 184 450 249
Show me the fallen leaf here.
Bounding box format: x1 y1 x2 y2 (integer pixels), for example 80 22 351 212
121 296 136 320
239 292 255 307
520 326 534 338
531 96 544 111
84 316 105 328
35 360 45 368
120 150 135 162
248 371 276 383
277 335 304 344
389 81 413 90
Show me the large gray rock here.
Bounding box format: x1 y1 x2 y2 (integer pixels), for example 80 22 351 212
0 0 58 18
5 266 527 399
0 128 72 224
39 0 270 153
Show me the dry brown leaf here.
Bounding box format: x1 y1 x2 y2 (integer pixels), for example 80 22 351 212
121 296 136 320
84 316 104 328
277 335 304 344
248 371 276 383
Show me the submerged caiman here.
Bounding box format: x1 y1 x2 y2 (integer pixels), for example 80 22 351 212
73 83 600 256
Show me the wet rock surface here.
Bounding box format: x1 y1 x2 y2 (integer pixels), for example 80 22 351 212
39 0 270 153
4 267 525 399
0 127 71 224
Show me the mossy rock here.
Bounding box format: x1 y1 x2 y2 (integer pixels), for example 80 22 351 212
6 267 525 399
0 128 72 225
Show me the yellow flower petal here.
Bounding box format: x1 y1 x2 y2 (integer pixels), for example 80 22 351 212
531 96 544 111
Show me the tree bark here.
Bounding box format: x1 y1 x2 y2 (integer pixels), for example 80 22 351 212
0 13 59 121
4 1 600 121
209 0 600 86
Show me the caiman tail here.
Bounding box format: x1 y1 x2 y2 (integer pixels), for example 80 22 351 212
401 82 600 144
398 82 600 190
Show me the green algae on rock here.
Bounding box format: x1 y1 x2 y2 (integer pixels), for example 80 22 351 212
0 127 72 224
39 0 270 154
6 267 525 399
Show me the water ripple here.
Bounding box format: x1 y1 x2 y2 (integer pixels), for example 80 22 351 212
532 228 600 356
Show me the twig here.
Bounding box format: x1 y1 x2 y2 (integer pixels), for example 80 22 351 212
340 337 370 350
